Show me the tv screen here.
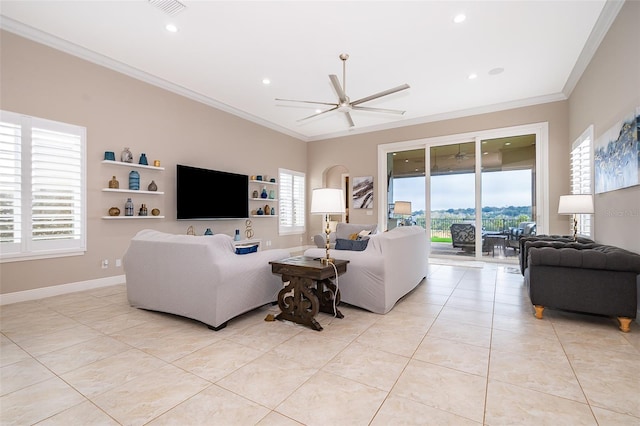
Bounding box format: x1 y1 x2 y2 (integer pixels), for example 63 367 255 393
177 165 249 220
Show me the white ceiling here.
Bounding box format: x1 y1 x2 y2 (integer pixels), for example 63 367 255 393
0 1 618 142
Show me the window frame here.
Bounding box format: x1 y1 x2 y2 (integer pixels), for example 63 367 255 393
278 167 306 235
570 125 593 238
0 110 87 262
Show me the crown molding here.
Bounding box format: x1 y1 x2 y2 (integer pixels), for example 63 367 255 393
0 16 309 141
562 0 624 97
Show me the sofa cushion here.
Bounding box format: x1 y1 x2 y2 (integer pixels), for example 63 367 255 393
336 223 378 240
335 238 369 251
235 244 259 255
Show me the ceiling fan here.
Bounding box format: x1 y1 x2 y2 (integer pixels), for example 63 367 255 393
449 144 471 162
275 53 410 128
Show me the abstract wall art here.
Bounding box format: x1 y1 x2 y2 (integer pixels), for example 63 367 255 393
352 176 374 209
594 106 640 193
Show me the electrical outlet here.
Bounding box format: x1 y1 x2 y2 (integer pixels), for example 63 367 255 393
101 259 109 269
266 240 272 247
115 258 122 267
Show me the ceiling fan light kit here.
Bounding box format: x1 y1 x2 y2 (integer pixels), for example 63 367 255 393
276 53 410 128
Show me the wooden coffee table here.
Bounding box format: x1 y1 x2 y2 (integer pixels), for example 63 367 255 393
269 256 349 331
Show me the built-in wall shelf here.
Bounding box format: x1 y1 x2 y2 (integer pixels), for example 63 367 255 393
101 215 165 220
102 188 164 195
101 160 164 171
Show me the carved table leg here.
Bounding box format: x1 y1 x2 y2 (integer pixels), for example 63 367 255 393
276 275 322 331
618 317 632 333
534 305 544 319
313 278 343 318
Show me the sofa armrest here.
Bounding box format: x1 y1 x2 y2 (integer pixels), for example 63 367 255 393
528 246 640 273
313 232 336 248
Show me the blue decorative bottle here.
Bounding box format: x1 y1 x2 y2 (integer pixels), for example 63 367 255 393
129 171 140 190
234 229 241 241
138 153 148 165
260 187 268 198
125 198 134 216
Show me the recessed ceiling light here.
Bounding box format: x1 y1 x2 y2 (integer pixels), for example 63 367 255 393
453 14 466 24
165 24 178 33
315 109 322 113
468 73 478 80
393 152 397 156
483 151 488 155
505 142 511 146
262 78 271 85
405 159 409 163
488 67 505 76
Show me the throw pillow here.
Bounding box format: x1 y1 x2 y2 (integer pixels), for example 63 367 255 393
235 244 258 255
335 238 369 251
348 233 359 240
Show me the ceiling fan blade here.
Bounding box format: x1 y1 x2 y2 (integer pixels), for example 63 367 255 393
329 74 347 103
351 105 406 115
344 111 355 127
297 106 339 122
275 98 337 106
351 83 410 106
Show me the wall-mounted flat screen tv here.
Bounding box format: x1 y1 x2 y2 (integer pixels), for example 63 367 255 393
177 164 249 220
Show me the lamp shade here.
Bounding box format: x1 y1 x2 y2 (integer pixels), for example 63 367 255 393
558 194 594 214
394 201 412 216
310 188 345 214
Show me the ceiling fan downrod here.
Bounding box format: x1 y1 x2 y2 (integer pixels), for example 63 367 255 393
340 53 349 96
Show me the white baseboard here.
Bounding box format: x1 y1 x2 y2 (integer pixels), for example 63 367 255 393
0 275 126 305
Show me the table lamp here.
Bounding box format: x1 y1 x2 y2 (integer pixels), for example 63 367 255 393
311 188 345 264
558 194 593 241
394 201 412 226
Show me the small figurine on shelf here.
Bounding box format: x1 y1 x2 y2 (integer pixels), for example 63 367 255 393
108 176 119 189
139 153 148 165
147 180 157 191
121 147 133 163
125 198 134 216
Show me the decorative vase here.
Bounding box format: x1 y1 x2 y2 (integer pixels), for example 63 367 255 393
121 147 133 163
129 170 140 190
252 190 259 198
260 187 268 198
147 180 157 191
264 204 270 215
125 198 134 216
139 153 148 165
104 151 115 161
108 207 120 216
108 176 119 189
271 207 275 215
204 228 213 235
151 208 160 216
234 229 241 241
139 204 148 216
256 208 263 215
269 189 275 199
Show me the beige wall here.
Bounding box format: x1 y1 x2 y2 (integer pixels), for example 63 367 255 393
0 31 306 294
568 0 640 254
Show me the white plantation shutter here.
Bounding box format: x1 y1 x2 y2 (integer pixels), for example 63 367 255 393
0 119 22 251
570 126 593 237
0 110 86 261
279 168 305 235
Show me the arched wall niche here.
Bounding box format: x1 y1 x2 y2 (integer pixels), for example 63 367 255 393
323 164 350 224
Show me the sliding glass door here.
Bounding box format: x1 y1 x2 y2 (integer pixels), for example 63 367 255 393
379 123 546 263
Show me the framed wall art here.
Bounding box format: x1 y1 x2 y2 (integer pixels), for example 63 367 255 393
352 176 374 209
594 106 640 194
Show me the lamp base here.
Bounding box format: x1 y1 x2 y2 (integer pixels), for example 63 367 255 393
320 257 335 265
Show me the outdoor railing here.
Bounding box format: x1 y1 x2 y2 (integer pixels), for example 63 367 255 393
411 217 525 239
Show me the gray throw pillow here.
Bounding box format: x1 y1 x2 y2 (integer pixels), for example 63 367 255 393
335 238 369 251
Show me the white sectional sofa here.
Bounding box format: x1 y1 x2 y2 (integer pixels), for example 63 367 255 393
123 229 290 330
304 225 429 314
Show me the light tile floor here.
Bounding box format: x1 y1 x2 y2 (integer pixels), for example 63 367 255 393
2 262 639 425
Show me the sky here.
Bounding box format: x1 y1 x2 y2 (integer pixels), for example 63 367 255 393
392 169 533 212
